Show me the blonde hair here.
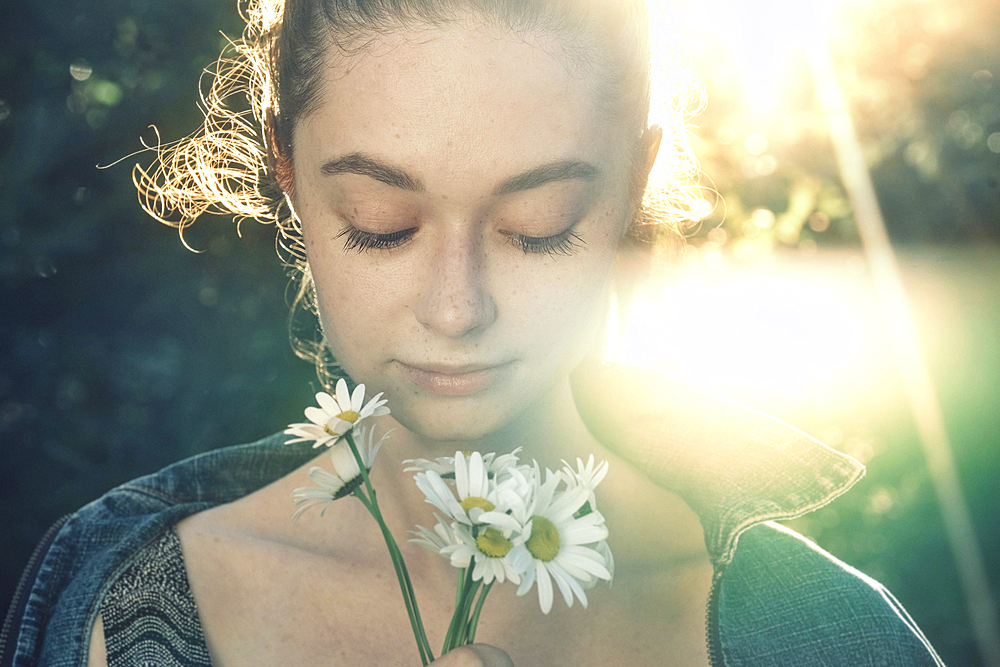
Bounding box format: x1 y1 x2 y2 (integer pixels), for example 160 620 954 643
134 0 704 389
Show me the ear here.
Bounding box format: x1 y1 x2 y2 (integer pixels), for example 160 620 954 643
613 125 665 322
640 124 663 190
622 124 664 241
266 108 296 196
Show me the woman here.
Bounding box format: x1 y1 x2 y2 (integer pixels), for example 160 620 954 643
6 0 944 665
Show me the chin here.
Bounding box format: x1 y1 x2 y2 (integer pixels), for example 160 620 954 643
387 389 536 450
394 404 508 447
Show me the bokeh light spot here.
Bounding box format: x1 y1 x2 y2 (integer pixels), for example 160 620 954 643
987 132 1000 154
69 59 92 81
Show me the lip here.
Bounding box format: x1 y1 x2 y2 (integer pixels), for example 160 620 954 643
398 361 511 396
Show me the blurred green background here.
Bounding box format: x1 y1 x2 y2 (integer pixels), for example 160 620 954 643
1 0 997 664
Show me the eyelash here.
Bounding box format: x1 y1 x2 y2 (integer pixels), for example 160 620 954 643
337 226 585 256
506 228 584 256
337 227 416 253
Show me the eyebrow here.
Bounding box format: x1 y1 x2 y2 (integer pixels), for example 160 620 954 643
321 153 423 192
493 160 601 196
320 153 601 195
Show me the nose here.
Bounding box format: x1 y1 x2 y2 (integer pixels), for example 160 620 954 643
414 230 497 339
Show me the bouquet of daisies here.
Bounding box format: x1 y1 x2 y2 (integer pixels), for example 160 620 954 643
285 380 613 665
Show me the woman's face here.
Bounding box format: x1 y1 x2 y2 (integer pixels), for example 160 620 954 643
290 18 640 444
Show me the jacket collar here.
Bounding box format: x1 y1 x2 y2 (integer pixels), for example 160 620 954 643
571 361 865 567
132 361 864 570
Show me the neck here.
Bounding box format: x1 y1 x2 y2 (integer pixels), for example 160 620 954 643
279 372 708 572
356 377 605 549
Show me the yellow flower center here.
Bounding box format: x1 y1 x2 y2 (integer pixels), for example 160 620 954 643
526 516 561 562
476 528 513 558
336 410 361 423
460 496 495 515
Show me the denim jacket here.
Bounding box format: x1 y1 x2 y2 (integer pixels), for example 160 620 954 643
3 370 946 666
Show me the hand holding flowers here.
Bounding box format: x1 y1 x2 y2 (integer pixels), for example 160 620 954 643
285 380 613 665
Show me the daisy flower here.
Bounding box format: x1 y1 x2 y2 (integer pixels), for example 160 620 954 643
284 378 389 448
291 426 390 520
404 448 523 479
410 514 462 554
414 451 525 528
412 514 522 585
444 521 523 585
560 454 610 513
509 467 613 614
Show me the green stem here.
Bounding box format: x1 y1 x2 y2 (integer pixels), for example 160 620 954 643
441 568 465 655
458 577 482 646
346 432 377 503
443 566 477 654
353 490 432 665
466 580 494 643
346 433 434 665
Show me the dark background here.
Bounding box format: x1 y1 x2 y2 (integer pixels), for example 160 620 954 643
2 0 998 664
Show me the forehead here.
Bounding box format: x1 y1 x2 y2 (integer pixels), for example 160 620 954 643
292 18 629 197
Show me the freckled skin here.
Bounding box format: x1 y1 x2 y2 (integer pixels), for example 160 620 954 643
291 20 637 452
146 17 714 667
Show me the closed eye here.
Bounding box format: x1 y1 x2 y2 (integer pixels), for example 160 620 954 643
337 227 416 253
506 228 584 256
336 224 584 256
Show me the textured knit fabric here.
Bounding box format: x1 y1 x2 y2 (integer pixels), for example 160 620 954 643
90 521 945 667
100 528 210 667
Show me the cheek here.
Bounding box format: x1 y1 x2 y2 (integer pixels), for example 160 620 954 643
304 238 404 372
499 242 618 350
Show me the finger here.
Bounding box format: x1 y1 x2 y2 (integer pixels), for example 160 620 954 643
432 643 514 667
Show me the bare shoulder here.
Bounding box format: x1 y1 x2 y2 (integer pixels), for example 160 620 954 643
86 613 107 667
171 472 403 665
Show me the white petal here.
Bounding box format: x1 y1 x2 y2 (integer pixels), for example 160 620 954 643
335 378 351 411
446 544 475 568
350 383 366 412
559 547 612 580
328 443 362 482
315 392 338 415
313 435 336 449
547 485 589 523
478 511 522 535
508 545 532 577
596 540 615 582
455 452 470 499
416 472 465 522
548 564 575 608
329 419 351 436
304 406 330 427
360 392 389 418
551 551 599 581
559 566 590 608
292 500 324 522
589 459 609 486
468 451 486 498
410 524 448 553
368 429 390 464
560 521 608 546
515 554 536 596
283 423 326 445
531 470 559 516
535 561 553 614
501 558 521 585
473 558 498 584
292 486 334 501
